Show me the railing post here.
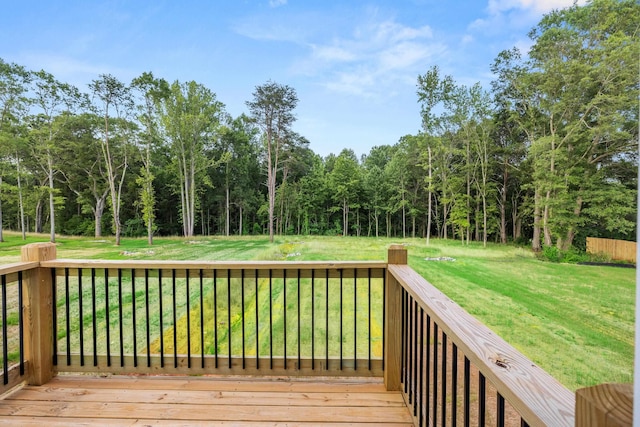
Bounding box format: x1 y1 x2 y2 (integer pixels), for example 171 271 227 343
385 244 407 391
575 383 633 427
21 242 57 385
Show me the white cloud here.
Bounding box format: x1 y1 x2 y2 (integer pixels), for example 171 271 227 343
311 45 357 62
299 17 443 98
269 0 287 8
488 0 587 15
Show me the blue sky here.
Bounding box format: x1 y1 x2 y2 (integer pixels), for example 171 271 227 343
1 0 582 157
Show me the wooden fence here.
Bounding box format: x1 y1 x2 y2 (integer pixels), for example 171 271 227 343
586 237 636 263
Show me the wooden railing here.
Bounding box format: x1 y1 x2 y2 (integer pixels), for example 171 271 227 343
0 242 632 426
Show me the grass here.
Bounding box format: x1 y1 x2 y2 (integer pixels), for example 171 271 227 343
0 231 635 390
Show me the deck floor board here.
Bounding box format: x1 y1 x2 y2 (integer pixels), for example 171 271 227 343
0 375 413 426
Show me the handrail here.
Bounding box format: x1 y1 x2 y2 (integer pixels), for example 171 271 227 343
0 261 39 276
49 260 386 378
42 259 386 271
4 243 626 426
388 263 575 427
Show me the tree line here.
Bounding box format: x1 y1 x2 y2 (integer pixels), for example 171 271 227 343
0 0 637 250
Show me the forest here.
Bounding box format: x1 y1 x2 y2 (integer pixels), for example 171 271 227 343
0 0 638 251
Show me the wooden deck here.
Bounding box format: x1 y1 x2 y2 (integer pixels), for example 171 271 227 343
0 375 413 426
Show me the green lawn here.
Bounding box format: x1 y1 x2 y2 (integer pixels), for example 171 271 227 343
0 232 635 390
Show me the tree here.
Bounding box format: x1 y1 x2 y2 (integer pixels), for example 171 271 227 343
29 70 86 242
491 48 528 244
57 113 110 237
329 149 361 236
131 72 168 244
0 59 30 241
246 81 298 243
525 0 639 249
158 80 226 237
217 114 261 236
89 74 134 246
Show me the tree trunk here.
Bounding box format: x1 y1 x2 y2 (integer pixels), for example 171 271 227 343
239 205 243 236
15 154 26 240
532 187 542 251
426 148 433 245
47 154 56 243
94 195 106 238
35 199 43 234
225 185 230 237
482 194 487 248
401 190 406 239
268 164 276 243
342 198 348 236
543 194 552 247
562 196 583 250
500 164 508 244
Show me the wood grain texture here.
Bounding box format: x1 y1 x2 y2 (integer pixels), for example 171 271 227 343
0 375 413 425
21 243 57 386
0 262 39 276
0 363 29 396
388 264 575 427
43 259 386 277
57 355 383 377
575 383 632 427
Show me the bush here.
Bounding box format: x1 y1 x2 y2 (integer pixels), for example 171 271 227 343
61 215 95 236
539 246 592 264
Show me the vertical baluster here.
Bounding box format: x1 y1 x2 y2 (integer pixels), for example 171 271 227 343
479 373 486 427
452 344 458 427
241 269 246 370
325 269 329 369
339 269 343 370
283 269 287 369
353 269 357 371
419 307 424 427
368 269 371 371
497 393 505 427
464 357 470 427
213 270 218 369
382 271 386 370
18 272 24 376
269 269 273 370
408 294 413 404
1 275 8 384
311 269 315 370
52 269 58 367
425 315 431 423
413 300 419 416
65 268 71 366
255 270 259 369
131 269 137 368
172 269 177 368
91 269 97 367
145 270 151 368
118 269 124 367
227 269 231 369
433 323 438 427
78 269 84 366
200 269 205 369
158 269 164 368
297 269 301 369
442 332 447 426
105 269 110 367
186 271 191 369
